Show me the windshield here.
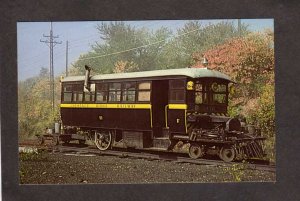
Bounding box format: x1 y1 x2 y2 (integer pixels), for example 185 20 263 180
194 81 227 105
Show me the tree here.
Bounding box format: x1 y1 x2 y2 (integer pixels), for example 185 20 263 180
72 22 172 74
193 30 275 136
193 30 274 97
18 68 61 139
70 20 249 74
173 20 249 68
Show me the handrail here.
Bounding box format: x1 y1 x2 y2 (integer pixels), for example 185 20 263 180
165 105 169 128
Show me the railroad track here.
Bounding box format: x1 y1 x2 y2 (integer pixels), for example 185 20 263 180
19 142 276 172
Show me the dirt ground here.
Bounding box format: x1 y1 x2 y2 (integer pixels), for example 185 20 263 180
19 150 276 184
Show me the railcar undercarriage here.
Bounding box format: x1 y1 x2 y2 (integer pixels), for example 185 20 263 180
45 118 265 163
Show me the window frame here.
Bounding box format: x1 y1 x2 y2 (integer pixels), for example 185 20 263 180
62 83 73 103
169 79 186 103
95 83 108 103
137 81 151 103
122 81 137 103
194 79 228 105
108 82 122 103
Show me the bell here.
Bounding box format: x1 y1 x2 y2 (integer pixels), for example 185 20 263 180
202 57 208 67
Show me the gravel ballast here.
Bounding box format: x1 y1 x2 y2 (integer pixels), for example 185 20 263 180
19 151 276 184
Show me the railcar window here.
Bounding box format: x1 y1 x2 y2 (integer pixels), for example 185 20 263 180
170 80 185 89
84 92 95 102
123 82 136 102
195 83 202 91
213 94 226 104
73 92 83 102
170 90 185 102
138 91 150 101
96 91 108 102
137 82 151 102
96 83 108 102
138 82 151 90
71 84 83 102
63 85 72 92
169 79 185 102
211 83 226 92
63 84 73 102
63 92 72 102
195 82 209 104
109 83 121 102
195 92 202 104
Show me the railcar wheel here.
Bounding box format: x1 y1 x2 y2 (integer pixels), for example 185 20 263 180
94 130 112 150
189 143 204 159
219 146 236 162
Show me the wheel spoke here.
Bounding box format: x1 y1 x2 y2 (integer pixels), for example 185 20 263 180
219 146 235 162
94 131 112 151
189 143 204 159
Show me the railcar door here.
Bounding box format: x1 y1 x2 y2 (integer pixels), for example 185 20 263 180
167 79 187 134
151 80 169 137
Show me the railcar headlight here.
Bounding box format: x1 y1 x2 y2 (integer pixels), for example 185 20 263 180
226 118 241 132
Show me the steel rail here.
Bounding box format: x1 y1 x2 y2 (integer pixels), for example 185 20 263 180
31 145 276 172
20 143 275 172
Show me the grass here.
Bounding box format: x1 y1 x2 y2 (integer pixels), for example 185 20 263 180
19 149 52 183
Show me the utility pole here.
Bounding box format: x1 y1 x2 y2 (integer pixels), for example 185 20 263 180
65 40 69 77
238 19 242 37
40 22 62 112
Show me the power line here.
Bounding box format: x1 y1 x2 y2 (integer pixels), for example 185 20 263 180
40 22 62 112
77 27 200 61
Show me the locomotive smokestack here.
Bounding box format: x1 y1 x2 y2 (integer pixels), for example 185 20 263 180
84 65 91 91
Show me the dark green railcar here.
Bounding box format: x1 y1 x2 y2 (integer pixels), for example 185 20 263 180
59 66 265 162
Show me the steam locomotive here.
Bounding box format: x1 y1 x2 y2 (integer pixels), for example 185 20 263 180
55 65 265 162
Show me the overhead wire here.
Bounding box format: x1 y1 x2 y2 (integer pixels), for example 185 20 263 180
77 26 200 61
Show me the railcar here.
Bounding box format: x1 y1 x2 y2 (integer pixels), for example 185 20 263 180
58 65 265 162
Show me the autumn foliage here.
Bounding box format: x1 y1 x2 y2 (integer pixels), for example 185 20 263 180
193 31 275 139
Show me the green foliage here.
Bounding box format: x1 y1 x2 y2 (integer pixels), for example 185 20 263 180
18 68 61 139
246 83 275 137
223 163 247 182
70 20 248 74
197 31 275 159
19 150 50 183
19 150 49 162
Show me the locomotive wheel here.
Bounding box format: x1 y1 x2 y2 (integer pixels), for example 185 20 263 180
219 146 236 162
94 130 112 150
189 143 204 159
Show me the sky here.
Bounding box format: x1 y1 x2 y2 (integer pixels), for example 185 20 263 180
17 19 274 81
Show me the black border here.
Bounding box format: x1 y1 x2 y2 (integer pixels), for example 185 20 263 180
1 0 300 201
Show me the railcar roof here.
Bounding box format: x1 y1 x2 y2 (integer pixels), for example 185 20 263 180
61 68 233 82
